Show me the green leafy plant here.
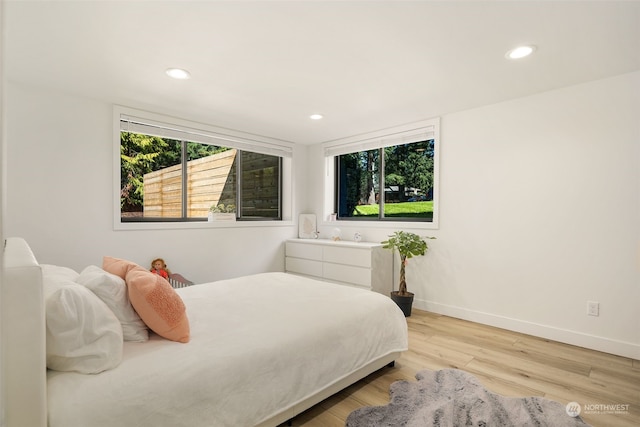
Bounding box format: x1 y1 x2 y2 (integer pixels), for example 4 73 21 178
382 231 434 295
209 203 236 213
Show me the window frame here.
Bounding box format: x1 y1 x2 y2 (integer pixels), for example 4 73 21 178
113 106 294 230
322 118 440 229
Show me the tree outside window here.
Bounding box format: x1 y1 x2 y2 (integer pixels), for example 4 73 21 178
336 139 434 221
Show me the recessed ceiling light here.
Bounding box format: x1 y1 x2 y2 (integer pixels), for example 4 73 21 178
165 68 191 80
506 45 536 59
310 114 323 120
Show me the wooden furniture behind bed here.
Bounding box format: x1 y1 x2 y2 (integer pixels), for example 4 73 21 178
167 273 194 289
1 238 47 427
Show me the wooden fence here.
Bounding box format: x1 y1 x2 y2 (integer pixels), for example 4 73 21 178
239 151 280 218
143 149 237 218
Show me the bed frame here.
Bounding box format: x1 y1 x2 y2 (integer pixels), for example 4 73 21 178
1 238 399 427
2 238 47 427
256 354 397 427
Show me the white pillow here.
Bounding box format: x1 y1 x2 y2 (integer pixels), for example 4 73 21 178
41 264 80 283
43 276 123 374
76 265 149 342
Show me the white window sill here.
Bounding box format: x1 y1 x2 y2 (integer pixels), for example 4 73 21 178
320 219 438 230
114 220 294 231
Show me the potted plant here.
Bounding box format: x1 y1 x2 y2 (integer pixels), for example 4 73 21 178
208 203 236 221
382 231 434 316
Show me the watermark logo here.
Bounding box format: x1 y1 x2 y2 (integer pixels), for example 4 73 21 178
582 403 630 415
566 401 630 417
566 402 581 417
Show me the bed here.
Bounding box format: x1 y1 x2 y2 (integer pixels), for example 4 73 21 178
1 237 408 427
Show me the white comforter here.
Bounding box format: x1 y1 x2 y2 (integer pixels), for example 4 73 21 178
47 272 408 427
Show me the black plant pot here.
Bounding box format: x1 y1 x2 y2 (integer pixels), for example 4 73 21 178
390 291 414 317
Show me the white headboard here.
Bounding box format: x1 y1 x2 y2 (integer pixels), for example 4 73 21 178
1 238 47 427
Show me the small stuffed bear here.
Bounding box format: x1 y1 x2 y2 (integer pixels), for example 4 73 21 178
150 258 171 279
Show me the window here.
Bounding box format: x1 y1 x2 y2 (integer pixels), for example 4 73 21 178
116 107 291 226
325 118 439 225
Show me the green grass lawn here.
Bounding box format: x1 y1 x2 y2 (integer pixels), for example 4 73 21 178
353 201 433 218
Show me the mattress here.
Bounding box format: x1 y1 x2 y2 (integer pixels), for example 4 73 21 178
47 272 408 427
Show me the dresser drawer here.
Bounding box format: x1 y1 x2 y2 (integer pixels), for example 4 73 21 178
323 263 371 287
285 257 323 277
286 242 322 261
323 246 372 268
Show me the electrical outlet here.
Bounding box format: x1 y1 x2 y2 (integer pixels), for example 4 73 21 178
587 301 599 316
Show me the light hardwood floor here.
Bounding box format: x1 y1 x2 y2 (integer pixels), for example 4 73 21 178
289 309 640 427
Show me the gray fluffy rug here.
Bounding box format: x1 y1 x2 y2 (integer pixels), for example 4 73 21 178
346 368 591 427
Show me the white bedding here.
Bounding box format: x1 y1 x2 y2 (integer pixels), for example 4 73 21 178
47 272 408 427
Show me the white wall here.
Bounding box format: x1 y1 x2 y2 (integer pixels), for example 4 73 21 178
308 72 640 359
4 82 304 284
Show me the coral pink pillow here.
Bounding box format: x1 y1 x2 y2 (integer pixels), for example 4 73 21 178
103 256 190 343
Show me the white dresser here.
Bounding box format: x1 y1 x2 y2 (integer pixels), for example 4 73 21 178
285 238 393 295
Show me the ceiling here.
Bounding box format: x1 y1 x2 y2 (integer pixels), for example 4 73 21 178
5 1 639 145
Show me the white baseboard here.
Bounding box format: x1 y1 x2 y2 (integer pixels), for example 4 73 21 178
413 299 640 360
